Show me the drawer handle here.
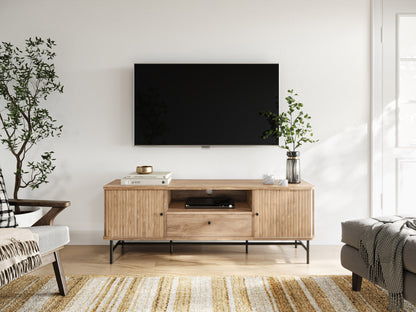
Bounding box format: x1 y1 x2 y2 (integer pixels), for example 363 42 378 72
160 213 163 216
208 221 211 225
255 212 259 216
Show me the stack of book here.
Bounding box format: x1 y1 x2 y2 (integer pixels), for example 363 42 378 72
121 171 172 185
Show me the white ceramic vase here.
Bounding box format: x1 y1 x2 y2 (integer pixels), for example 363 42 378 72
15 207 43 227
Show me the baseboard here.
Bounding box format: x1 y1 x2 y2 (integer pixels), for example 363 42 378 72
69 230 107 245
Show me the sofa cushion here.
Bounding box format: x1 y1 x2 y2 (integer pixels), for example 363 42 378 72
342 217 416 274
26 225 70 254
0 168 17 228
341 218 379 249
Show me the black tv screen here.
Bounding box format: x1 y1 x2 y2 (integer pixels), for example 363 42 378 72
134 63 278 145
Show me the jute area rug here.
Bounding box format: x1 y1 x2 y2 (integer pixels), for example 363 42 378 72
0 275 415 312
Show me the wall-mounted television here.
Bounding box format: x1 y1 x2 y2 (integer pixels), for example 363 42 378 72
134 63 279 145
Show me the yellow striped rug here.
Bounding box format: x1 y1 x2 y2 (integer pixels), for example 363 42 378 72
0 275 415 311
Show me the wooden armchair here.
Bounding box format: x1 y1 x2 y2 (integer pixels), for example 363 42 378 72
8 199 71 296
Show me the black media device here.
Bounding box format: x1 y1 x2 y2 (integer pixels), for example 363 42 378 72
185 197 235 209
134 63 279 145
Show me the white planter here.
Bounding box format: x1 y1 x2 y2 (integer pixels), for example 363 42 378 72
15 207 43 227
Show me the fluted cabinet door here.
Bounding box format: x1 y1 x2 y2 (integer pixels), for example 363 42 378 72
253 190 314 239
105 190 167 239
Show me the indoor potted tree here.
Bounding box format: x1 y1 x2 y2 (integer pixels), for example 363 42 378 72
0 37 63 225
261 89 318 183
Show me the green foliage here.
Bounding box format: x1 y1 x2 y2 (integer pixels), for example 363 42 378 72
260 89 318 151
0 37 63 199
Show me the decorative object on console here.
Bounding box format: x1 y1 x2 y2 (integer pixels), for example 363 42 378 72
125 171 172 179
260 89 318 184
121 171 172 185
136 165 153 174
262 174 275 185
0 37 64 218
277 178 288 186
262 175 288 186
286 151 300 184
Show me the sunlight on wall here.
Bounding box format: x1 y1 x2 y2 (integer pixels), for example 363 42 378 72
303 124 369 243
0 0 370 245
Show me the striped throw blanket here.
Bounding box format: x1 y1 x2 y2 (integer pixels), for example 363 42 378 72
359 216 416 312
0 228 42 288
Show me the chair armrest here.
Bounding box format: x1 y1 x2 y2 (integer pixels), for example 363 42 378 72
8 199 71 226
8 199 71 209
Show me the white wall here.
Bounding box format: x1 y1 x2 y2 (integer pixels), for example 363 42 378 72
0 0 370 244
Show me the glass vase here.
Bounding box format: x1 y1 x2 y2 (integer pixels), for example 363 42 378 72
286 151 301 184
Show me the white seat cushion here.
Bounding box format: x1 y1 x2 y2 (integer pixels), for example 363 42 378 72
25 225 70 254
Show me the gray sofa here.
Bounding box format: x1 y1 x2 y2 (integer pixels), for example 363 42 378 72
341 218 416 305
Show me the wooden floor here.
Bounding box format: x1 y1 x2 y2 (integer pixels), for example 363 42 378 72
33 244 349 276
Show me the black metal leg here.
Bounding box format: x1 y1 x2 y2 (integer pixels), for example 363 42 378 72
108 240 311 263
110 240 113 264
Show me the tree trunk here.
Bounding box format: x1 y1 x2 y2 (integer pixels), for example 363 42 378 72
13 159 21 213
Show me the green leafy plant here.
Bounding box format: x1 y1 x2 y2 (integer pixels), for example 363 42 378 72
261 89 318 151
0 37 63 208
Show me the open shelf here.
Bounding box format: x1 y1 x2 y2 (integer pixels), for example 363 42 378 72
168 189 252 215
167 201 252 214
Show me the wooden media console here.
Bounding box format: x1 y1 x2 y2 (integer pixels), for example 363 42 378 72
103 179 314 264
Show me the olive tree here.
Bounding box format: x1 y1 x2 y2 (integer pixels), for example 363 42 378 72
0 37 63 209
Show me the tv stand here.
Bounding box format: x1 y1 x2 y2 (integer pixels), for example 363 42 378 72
103 179 314 264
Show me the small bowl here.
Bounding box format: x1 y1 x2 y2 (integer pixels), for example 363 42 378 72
136 165 153 174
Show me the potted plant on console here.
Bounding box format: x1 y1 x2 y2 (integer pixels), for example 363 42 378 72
261 89 318 184
0 37 64 225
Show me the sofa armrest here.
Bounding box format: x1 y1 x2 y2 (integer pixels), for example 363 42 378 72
8 199 71 226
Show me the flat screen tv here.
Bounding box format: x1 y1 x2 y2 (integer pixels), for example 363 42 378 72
134 63 279 145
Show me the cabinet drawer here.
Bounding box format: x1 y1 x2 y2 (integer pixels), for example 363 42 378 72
167 214 252 237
